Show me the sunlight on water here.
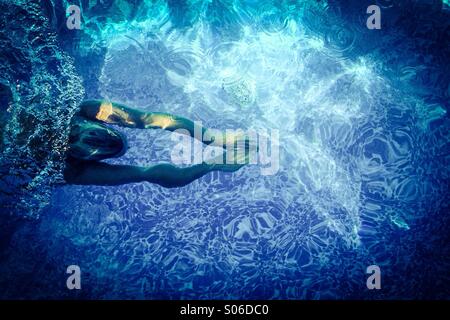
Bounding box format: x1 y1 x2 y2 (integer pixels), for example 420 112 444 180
93 15 384 247
48 1 446 299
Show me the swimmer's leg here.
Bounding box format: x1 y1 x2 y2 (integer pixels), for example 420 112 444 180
64 161 244 188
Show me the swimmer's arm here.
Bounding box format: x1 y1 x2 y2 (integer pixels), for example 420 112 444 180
78 100 242 148
79 100 207 137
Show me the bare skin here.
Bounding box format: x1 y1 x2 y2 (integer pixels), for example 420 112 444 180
64 100 248 188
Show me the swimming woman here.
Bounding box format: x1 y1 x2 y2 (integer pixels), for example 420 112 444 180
64 100 247 188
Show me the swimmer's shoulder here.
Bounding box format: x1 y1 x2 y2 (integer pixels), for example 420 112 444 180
77 100 102 119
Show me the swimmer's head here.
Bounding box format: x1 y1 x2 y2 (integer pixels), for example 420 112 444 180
68 119 128 161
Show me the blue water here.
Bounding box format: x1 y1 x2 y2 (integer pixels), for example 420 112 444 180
0 0 449 299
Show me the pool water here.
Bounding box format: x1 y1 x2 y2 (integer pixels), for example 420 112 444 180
0 0 449 299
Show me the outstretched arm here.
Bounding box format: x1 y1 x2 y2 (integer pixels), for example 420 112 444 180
64 160 243 188
78 100 248 149
78 99 206 136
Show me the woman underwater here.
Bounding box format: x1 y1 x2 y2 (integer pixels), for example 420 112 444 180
64 100 248 188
